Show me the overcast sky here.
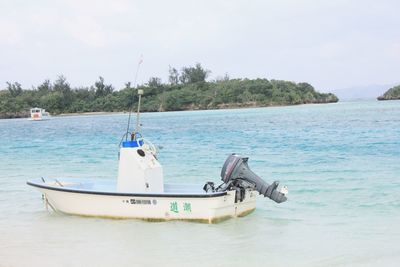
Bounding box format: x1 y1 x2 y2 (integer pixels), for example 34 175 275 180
1 0 399 92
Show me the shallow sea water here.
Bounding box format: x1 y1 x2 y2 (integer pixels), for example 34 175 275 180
0 101 399 267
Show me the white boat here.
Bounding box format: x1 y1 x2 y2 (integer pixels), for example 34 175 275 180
29 107 50 121
27 90 288 223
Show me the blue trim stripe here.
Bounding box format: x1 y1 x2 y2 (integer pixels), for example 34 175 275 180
122 140 144 148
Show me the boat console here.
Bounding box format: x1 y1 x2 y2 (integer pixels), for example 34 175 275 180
117 138 163 193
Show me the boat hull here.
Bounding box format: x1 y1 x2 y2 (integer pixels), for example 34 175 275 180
28 116 50 121
29 182 257 223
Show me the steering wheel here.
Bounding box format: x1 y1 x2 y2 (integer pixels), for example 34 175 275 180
139 138 158 156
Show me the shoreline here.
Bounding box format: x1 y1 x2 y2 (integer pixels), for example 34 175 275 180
57 111 127 117
0 101 341 120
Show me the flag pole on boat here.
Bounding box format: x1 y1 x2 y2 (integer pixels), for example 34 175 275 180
125 55 143 141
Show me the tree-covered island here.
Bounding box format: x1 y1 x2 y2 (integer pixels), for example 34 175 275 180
0 64 338 119
377 85 400 101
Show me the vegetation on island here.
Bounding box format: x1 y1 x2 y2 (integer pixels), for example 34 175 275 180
0 64 338 119
377 85 400 101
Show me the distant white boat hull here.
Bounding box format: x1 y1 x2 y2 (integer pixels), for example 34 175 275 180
29 107 51 121
28 116 51 121
27 179 257 223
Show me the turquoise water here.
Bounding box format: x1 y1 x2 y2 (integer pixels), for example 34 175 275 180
0 101 399 266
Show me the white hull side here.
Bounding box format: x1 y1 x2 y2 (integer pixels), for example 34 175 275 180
28 116 50 121
38 188 257 223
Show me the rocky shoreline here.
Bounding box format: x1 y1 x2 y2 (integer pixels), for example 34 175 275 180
377 85 400 101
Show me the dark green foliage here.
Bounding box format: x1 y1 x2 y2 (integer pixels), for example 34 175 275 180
7 82 22 97
93 76 114 98
179 63 210 84
168 67 179 85
37 80 52 94
0 65 339 119
378 85 400 100
147 77 162 88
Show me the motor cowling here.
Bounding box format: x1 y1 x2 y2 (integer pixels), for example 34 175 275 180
220 154 288 203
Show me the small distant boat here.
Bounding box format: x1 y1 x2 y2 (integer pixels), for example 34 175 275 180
29 107 50 121
27 90 288 223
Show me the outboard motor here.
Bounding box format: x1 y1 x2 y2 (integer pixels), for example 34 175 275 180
220 154 288 203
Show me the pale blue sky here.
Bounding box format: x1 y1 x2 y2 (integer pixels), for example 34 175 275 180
0 0 399 92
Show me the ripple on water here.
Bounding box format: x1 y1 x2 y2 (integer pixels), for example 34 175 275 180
0 101 399 266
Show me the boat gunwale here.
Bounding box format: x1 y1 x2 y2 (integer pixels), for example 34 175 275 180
26 181 228 198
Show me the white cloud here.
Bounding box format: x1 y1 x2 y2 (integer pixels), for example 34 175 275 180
388 43 400 59
0 0 399 90
0 22 22 45
62 16 108 47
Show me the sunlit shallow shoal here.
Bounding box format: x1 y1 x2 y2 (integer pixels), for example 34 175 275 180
0 100 399 266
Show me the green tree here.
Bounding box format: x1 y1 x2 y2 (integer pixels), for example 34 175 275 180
53 75 73 111
0 63 340 119
40 92 64 114
37 79 52 94
53 76 70 93
6 82 22 97
179 63 210 84
148 77 162 87
93 76 114 97
168 66 179 85
378 85 400 100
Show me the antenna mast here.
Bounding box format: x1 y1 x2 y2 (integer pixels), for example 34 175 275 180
125 55 143 141
135 89 143 135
